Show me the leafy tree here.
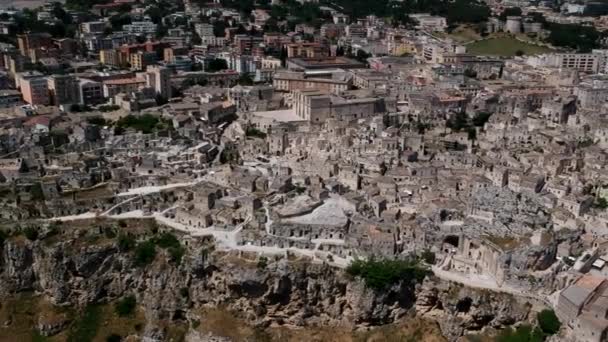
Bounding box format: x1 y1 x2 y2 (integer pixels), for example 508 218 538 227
87 116 109 126
238 73 254 86
213 20 228 37
0 230 7 246
114 114 165 134
117 234 136 252
109 13 132 31
24 227 39 241
154 232 180 249
207 58 228 72
546 23 600 52
192 32 202 45
447 0 490 24
496 325 543 342
106 334 122 342
464 69 477 78
467 127 477 141
355 49 371 63
499 7 522 20
115 295 136 316
134 241 156 266
346 258 430 290
537 309 561 335
447 112 469 132
144 6 166 24
421 250 436 264
246 126 267 138
595 197 608 209
257 256 268 269
472 112 492 127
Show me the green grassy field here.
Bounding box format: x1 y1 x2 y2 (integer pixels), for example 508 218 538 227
466 37 553 56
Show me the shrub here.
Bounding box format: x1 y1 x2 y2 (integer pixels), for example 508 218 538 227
0 230 7 246
257 256 268 269
115 295 136 317
117 234 135 252
537 309 561 335
134 241 156 266
114 114 164 135
245 126 267 139
67 305 102 342
346 258 430 290
179 287 189 298
154 232 180 249
106 334 122 342
168 246 185 265
24 227 39 241
496 324 543 342
87 116 108 126
98 105 120 112
421 249 436 265
104 227 117 239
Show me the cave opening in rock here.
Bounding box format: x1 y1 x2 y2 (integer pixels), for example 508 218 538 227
456 297 472 313
173 310 186 321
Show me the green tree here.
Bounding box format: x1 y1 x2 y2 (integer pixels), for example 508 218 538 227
115 295 136 316
447 112 469 131
346 258 430 290
472 112 492 127
421 250 436 264
499 7 522 20
596 197 608 209
117 234 136 252
206 58 228 72
24 227 39 241
106 334 122 342
134 241 156 266
537 309 561 335
238 73 254 86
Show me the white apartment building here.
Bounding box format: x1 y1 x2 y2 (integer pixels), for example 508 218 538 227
123 21 158 35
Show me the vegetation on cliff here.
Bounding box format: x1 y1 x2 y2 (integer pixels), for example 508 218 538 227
491 308 561 342
346 258 431 290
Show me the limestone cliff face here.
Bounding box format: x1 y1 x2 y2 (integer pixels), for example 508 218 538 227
0 238 531 341
416 278 532 341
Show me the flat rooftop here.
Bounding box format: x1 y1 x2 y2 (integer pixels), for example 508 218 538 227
252 109 303 122
288 57 365 70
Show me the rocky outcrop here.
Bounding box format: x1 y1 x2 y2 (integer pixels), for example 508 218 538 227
0 236 532 341
416 278 531 340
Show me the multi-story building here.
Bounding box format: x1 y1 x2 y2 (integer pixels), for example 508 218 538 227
78 78 104 105
234 35 263 54
345 24 366 39
130 51 158 71
144 65 172 99
165 55 192 72
21 77 50 105
286 43 327 58
80 21 107 34
100 49 126 68
16 33 53 57
261 56 282 69
320 23 344 39
194 23 214 38
123 21 158 35
47 75 79 105
103 77 146 98
410 14 448 32
0 90 23 108
293 89 387 122
555 53 602 73
273 71 350 93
